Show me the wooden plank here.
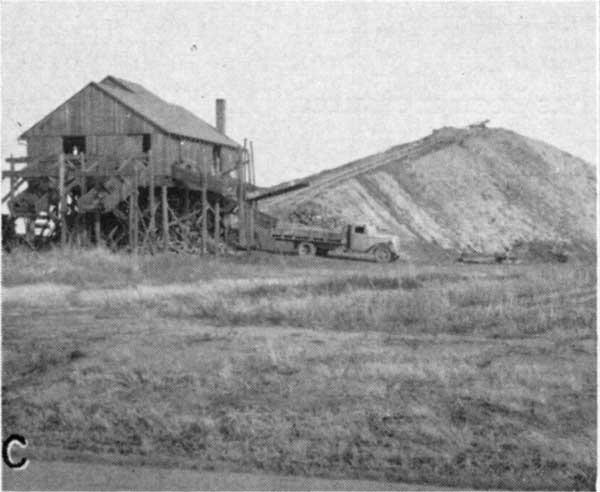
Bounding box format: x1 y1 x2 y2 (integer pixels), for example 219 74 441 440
237 174 246 247
132 169 139 255
201 161 208 255
148 150 156 247
214 200 221 253
8 154 15 207
2 178 23 204
162 185 168 251
129 178 135 248
249 141 256 185
79 153 88 246
5 156 31 164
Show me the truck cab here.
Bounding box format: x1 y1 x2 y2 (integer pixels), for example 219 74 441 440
347 224 401 262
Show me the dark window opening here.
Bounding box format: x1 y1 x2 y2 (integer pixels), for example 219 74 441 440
142 134 151 153
355 226 365 234
212 145 222 174
63 136 86 155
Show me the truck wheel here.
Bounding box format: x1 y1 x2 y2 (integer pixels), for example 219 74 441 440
297 242 316 257
373 245 392 263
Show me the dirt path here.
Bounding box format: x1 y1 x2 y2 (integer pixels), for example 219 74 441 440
2 460 457 491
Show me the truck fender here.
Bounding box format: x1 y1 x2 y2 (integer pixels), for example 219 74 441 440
369 242 398 262
367 242 393 254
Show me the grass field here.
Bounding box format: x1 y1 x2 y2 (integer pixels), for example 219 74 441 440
2 248 596 490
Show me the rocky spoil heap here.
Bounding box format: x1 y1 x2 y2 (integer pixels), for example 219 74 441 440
262 126 596 260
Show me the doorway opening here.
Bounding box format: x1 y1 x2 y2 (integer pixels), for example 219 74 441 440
62 136 86 155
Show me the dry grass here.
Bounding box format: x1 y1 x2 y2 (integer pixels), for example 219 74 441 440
1 249 596 489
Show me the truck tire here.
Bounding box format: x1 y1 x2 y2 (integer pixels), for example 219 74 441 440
297 242 316 257
373 245 393 263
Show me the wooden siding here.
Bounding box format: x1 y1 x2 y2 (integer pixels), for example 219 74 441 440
151 134 239 176
23 84 155 137
23 83 240 178
27 136 62 158
89 135 144 156
221 147 239 173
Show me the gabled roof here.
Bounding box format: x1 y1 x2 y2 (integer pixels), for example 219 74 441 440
21 75 240 148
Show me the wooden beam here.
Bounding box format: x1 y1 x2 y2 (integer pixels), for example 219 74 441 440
250 141 256 185
5 156 31 164
8 154 15 207
237 161 246 248
148 150 156 247
58 154 67 248
77 153 86 246
2 178 24 204
201 160 208 255
248 201 255 248
162 184 168 251
214 200 221 253
129 177 135 249
132 168 139 254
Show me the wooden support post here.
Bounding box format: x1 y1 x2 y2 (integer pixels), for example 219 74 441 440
201 161 208 255
214 200 221 253
58 153 67 248
162 184 168 251
148 150 155 245
8 154 15 206
250 141 256 185
132 168 139 254
128 177 135 249
237 163 246 248
248 202 254 248
79 153 87 246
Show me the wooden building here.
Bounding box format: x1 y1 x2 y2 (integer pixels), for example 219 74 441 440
3 75 258 253
20 75 241 177
3 75 308 254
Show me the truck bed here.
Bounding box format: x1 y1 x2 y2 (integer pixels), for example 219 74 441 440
270 224 345 246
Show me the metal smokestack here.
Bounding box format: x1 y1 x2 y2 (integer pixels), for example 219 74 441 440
216 99 226 134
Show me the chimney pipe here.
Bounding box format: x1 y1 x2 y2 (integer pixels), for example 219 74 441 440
216 99 226 134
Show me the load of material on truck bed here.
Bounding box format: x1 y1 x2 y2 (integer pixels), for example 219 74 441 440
271 224 345 247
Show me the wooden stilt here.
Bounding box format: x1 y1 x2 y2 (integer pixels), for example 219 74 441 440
250 141 256 185
162 184 168 251
201 162 208 255
58 153 67 248
132 168 139 254
248 201 255 248
8 154 15 207
214 200 221 253
128 176 135 249
79 153 87 246
237 168 246 248
148 150 155 247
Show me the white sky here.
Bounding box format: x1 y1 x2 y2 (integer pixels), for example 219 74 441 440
1 1 597 188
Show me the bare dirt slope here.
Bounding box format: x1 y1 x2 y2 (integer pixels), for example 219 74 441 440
261 126 596 260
